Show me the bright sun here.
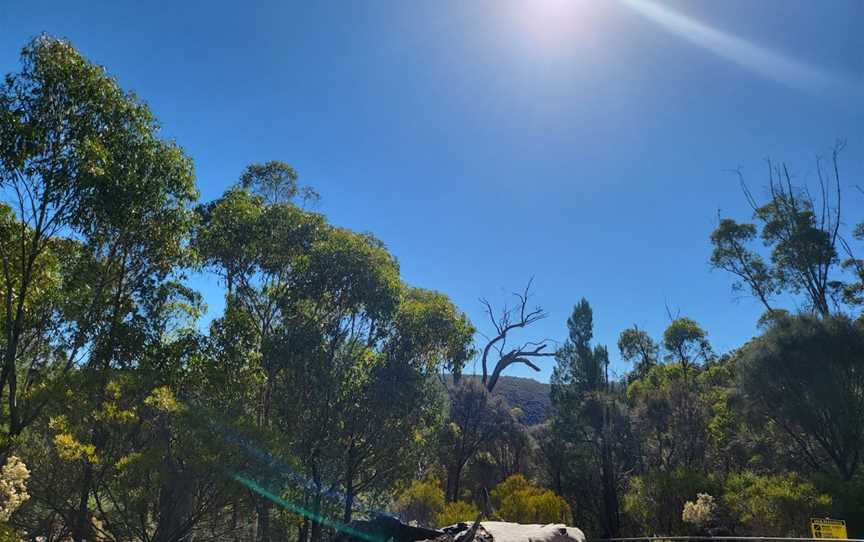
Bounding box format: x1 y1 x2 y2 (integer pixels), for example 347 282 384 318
509 0 592 56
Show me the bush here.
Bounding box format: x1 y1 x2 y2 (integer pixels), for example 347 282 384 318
0 456 29 522
722 472 831 536
396 478 445 526
682 493 717 533
623 468 715 535
435 501 480 527
0 524 21 542
490 474 531 509
0 456 29 542
491 474 571 524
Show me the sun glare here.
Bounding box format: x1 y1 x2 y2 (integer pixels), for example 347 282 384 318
509 0 592 56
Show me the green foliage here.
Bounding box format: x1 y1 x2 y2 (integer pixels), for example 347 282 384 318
618 326 659 379
491 474 571 525
439 380 513 502
0 524 22 542
710 149 847 317
395 478 445 526
239 160 319 205
737 315 864 481
2 34 862 542
710 218 777 310
490 474 532 509
0 33 197 452
392 288 475 377
0 35 480 542
551 299 608 402
548 299 633 537
623 468 715 536
662 317 712 370
435 501 480 527
722 472 831 536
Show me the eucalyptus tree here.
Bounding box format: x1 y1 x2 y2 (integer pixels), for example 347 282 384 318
20 286 241 542
662 317 713 372
197 179 474 541
617 326 658 379
737 314 864 482
710 145 848 319
272 230 474 535
267 224 403 542
342 288 474 515
0 35 197 442
0 36 198 542
194 173 325 541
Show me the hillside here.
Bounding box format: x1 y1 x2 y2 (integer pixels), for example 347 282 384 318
457 375 552 426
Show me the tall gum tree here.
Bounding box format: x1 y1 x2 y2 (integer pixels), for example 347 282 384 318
196 177 474 541
0 36 197 542
710 144 850 319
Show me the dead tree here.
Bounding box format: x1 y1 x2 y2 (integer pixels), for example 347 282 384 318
441 280 555 502
478 278 555 393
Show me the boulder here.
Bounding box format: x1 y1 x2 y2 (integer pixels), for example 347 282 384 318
476 522 586 542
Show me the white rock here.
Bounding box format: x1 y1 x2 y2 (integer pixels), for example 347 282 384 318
478 522 586 542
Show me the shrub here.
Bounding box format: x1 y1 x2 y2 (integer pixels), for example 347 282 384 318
0 456 29 522
682 493 717 531
623 468 715 535
435 501 480 527
396 478 445 526
722 472 831 536
491 474 571 524
0 456 29 542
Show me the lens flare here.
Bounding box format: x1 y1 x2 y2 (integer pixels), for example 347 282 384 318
231 473 386 542
621 0 859 96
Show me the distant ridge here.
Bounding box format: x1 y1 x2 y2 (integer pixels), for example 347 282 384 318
454 375 552 426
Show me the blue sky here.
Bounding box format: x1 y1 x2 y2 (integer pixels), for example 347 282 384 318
2 0 862 381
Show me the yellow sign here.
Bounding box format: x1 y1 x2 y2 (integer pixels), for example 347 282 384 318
811 517 848 539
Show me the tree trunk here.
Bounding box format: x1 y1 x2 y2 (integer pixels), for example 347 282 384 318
600 454 620 537
255 366 274 542
344 443 355 523
599 414 621 538
445 463 463 502
310 467 324 542
154 472 195 542
154 418 195 542
343 481 354 524
249 505 258 542
257 499 271 542
72 464 94 542
310 493 323 542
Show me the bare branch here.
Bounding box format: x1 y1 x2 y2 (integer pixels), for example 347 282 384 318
664 299 680 322
477 278 553 391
